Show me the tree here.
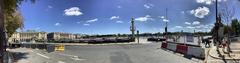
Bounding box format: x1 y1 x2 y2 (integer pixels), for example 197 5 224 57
0 0 35 63
5 11 23 38
231 19 240 35
219 0 236 53
223 25 232 35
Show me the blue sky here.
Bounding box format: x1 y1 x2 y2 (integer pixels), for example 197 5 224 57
18 0 240 34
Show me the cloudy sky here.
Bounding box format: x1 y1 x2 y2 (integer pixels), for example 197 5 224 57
19 0 240 34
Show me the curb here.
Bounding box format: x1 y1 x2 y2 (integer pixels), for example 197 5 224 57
3 51 14 63
204 48 210 63
208 48 240 60
208 48 222 59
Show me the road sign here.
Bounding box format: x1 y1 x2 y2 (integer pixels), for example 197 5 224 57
55 45 65 52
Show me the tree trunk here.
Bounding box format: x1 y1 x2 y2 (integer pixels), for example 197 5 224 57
0 0 6 63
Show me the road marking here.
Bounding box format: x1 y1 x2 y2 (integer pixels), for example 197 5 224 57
36 53 50 59
58 61 65 63
57 53 86 61
71 56 86 61
28 49 50 59
58 53 75 57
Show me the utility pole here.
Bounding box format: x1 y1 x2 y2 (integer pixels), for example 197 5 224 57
214 0 224 51
164 8 168 41
0 0 5 62
130 18 135 41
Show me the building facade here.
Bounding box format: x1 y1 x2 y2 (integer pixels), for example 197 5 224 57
8 32 47 43
47 32 75 41
8 31 83 43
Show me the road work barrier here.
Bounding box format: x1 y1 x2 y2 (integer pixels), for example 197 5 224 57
187 46 205 59
176 44 188 54
161 42 205 59
167 43 177 51
46 45 55 52
161 42 168 49
55 45 65 52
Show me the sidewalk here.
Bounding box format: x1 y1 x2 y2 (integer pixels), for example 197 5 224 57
206 45 240 63
3 50 14 63
209 46 240 60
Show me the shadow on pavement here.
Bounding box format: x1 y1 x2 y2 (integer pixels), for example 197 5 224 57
11 52 29 62
183 55 193 59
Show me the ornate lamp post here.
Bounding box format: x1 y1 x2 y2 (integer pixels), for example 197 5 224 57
0 0 5 63
130 18 136 41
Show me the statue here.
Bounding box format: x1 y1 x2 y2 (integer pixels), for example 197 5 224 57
212 14 224 50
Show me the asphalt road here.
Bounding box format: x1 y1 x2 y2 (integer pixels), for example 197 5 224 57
10 42 203 63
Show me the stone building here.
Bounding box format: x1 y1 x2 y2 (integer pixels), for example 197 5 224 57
47 32 75 41
8 31 47 43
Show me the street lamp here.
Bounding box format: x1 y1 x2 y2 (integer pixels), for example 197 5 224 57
0 0 6 63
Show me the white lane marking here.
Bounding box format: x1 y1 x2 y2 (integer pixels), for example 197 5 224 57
58 53 86 61
58 53 75 57
36 53 50 59
58 61 65 63
28 49 50 59
71 56 86 61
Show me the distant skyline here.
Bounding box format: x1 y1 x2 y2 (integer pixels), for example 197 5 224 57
18 0 240 34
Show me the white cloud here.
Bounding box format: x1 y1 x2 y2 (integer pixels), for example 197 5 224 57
190 6 210 18
117 6 122 8
83 23 90 26
196 0 213 5
55 22 61 26
86 18 98 23
48 5 53 8
159 16 169 22
185 22 191 25
144 3 154 9
116 21 123 23
64 7 83 16
196 0 227 5
110 16 120 20
135 15 153 22
186 26 195 29
195 25 205 28
190 10 195 14
175 26 183 28
163 19 169 22
195 24 213 28
192 21 200 25
159 16 165 19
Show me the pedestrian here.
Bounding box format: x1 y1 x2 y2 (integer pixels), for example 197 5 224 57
206 38 211 47
204 38 211 48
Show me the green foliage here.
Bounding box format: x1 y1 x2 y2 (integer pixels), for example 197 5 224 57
231 19 240 35
3 0 35 38
5 12 23 38
223 25 232 35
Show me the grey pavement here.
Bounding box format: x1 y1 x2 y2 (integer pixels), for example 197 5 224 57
9 42 201 63
205 41 240 63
